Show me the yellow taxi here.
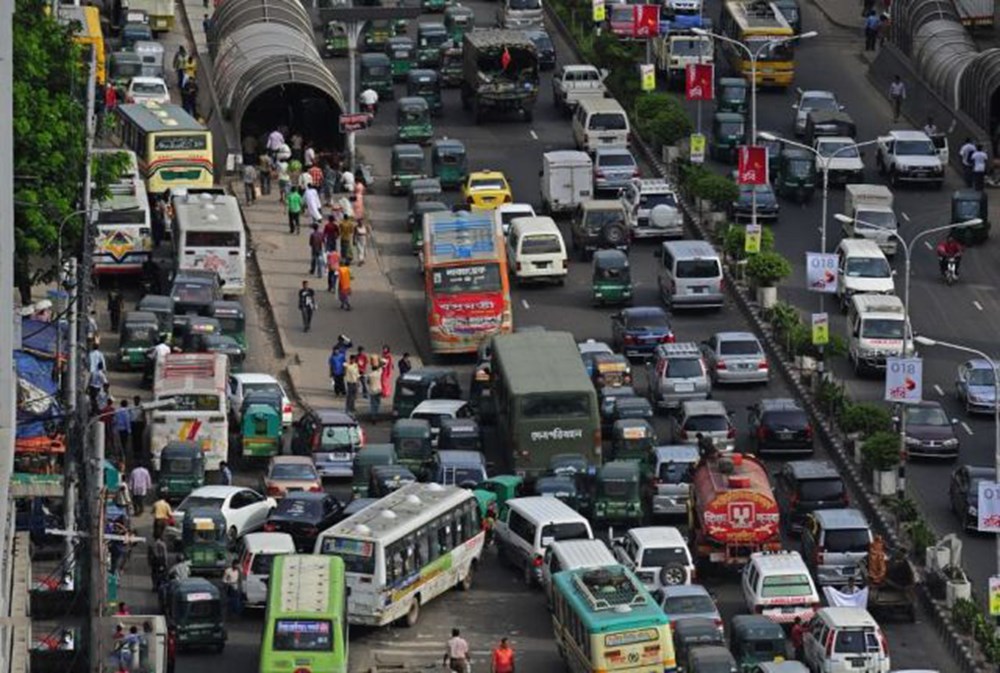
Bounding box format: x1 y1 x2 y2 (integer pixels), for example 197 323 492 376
461 170 513 211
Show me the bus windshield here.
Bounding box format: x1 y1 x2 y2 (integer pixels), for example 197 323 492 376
273 620 334 652
747 38 793 62
185 231 242 247
160 394 221 412
431 264 502 294
321 537 375 574
521 393 590 418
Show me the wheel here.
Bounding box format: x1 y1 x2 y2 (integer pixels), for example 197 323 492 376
660 563 687 587
404 598 420 627
601 223 627 247
459 564 474 591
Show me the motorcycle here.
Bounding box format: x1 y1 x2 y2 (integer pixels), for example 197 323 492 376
942 255 960 285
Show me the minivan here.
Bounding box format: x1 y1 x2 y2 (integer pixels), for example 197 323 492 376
648 445 700 518
835 238 894 312
741 551 820 625
774 460 848 534
656 240 724 310
800 509 872 586
495 496 594 586
507 216 568 285
648 341 711 409
573 98 630 154
541 538 616 600
236 532 296 608
802 608 891 673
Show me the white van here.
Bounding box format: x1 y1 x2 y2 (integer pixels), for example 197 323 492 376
573 98 630 154
507 216 568 285
802 607 891 673
741 551 820 625
236 532 296 607
541 539 616 599
540 150 593 214
835 239 894 311
846 294 913 375
497 0 543 28
494 496 594 587
656 240 724 310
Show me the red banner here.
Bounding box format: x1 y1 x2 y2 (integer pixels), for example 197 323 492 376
685 63 714 101
737 146 768 185
633 5 660 37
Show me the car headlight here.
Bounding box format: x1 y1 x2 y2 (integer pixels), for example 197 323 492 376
904 437 921 447
943 438 960 448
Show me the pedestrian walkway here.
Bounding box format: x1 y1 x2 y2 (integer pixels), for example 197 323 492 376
807 0 889 31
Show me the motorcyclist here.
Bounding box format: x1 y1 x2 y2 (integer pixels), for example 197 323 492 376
935 235 964 279
359 88 379 115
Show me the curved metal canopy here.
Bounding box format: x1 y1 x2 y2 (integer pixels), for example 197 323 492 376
960 48 1000 132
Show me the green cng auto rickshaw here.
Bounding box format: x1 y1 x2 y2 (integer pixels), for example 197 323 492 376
773 147 817 203
352 444 397 498
416 22 448 68
323 21 349 57
431 138 468 189
710 112 746 163
410 201 449 258
208 300 246 348
157 441 205 502
396 97 433 144
587 460 643 525
386 36 415 81
391 144 427 195
609 419 657 463
729 615 787 671
422 0 448 13
951 188 991 244
137 294 175 343
591 249 632 306
716 77 748 114
673 619 727 673
439 417 482 452
239 390 283 459
163 577 226 652
362 19 395 52
359 52 394 101
390 418 434 478
181 508 228 575
406 69 443 117
439 40 464 88
473 475 523 516
406 177 444 214
444 4 474 41
118 311 158 370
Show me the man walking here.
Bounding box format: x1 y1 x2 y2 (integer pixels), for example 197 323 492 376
888 75 906 123
266 127 285 161
339 216 355 264
152 496 173 540
491 637 515 673
344 355 360 413
222 560 241 615
173 45 187 87
329 346 347 396
130 396 145 463
367 357 383 422
298 280 316 332
972 143 990 190
219 461 233 486
863 11 879 51
113 399 132 464
128 463 152 516
326 247 341 293
337 263 352 311
304 182 323 228
444 629 470 673
960 137 976 187
287 186 303 234
309 224 325 277
242 162 258 206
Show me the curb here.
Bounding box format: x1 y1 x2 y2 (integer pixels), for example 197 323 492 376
807 0 860 31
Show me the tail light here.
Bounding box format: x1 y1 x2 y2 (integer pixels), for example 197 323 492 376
263 522 277 532
311 432 320 451
713 618 723 629
719 278 725 292
878 630 889 655
593 428 602 454
660 334 675 343
632 168 640 177
266 486 283 497
303 526 319 537
716 361 727 370
516 262 522 272
757 359 769 370
624 335 637 344
503 194 512 203
283 403 293 417
532 554 544 567
824 628 835 657
242 554 252 577
359 427 367 446
309 485 323 492
595 169 605 178
757 426 769 441
467 196 474 205
804 424 814 440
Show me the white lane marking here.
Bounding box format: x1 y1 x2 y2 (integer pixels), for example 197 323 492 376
924 240 933 250
521 299 530 309
974 300 984 311
901 212 911 222
934 384 944 396
529 129 539 140
961 421 974 436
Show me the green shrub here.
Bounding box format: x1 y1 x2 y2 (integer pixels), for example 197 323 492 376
840 402 892 438
903 517 936 558
691 173 739 209
723 223 775 260
635 92 682 123
951 597 977 634
861 431 901 471
817 379 847 418
884 494 919 522
746 250 792 286
644 106 694 148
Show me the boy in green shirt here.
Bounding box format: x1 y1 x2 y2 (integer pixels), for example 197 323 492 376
287 187 303 234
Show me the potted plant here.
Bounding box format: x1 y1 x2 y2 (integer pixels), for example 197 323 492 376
840 402 893 462
745 250 792 309
943 564 972 607
860 431 901 495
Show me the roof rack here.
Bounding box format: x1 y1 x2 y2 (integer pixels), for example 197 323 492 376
572 567 648 611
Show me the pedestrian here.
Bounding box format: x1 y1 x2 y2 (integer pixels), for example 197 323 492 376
108 289 124 332
696 432 718 460
398 352 412 377
380 345 394 400
972 143 990 190
287 186 303 233
304 142 317 168
241 162 257 205
167 553 191 582
290 132 304 162
130 396 145 463
258 153 273 196
116 601 131 616
323 214 340 253
326 247 341 293
790 616 806 660
863 11 879 51
297 164 313 190
337 263 352 311
184 55 198 85
89 361 108 412
355 217 368 265
444 629 470 673
149 533 168 590
242 135 259 167
923 116 938 137
491 637 515 673
181 77 198 116
359 87 379 114
323 162 338 206
172 45 187 87
128 463 151 516
367 356 383 422
309 223 325 277
305 182 323 227
308 160 323 188
89 343 107 378
152 496 173 540
277 160 291 204
329 346 347 396
266 126 285 161
202 13 211 34
113 399 132 464
960 137 976 187
219 460 233 486
222 560 241 615
344 354 360 413
888 75 906 123
340 216 355 264
341 169 356 195
298 280 316 332
357 346 369 398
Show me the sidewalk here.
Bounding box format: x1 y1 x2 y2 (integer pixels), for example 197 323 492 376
808 0 883 31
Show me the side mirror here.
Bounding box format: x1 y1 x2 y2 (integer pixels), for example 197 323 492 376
839 105 846 111
791 103 798 109
891 269 898 276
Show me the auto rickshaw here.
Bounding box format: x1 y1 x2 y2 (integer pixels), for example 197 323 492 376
431 138 468 189
362 19 396 53
137 294 175 343
710 112 746 164
174 315 221 351
411 201 449 261
439 41 464 88
438 417 482 452
716 77 748 114
591 352 632 389
239 390 284 459
416 22 448 68
352 443 397 497
534 474 581 509
198 334 245 372
118 310 159 371
422 0 448 12
773 147 817 203
323 20 349 57
391 143 427 195
181 508 228 575
369 465 418 497
609 418 657 463
385 36 415 81
673 618 726 673
158 441 205 502
163 577 226 652
359 52 394 101
591 249 633 306
397 97 433 145
208 300 246 348
407 69 443 117
585 460 643 525
950 188 991 244
473 475 524 515
390 418 434 478
444 4 475 40
406 177 445 214
729 615 786 671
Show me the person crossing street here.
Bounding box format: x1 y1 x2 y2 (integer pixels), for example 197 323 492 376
298 280 316 332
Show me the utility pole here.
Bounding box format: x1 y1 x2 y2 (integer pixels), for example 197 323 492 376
63 256 79 561
88 420 105 673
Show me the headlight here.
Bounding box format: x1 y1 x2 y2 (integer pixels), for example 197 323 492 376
904 437 921 447
943 438 960 448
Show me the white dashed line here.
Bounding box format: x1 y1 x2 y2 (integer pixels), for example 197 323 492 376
521 299 530 309
961 421 974 436
924 240 933 250
974 300 985 311
933 384 944 396
529 129 539 140
901 212 911 222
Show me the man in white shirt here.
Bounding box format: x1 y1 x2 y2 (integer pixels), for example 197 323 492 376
971 143 990 190
960 137 976 187
304 184 323 226
266 128 284 159
444 629 470 673
888 75 905 122
88 344 106 377
360 88 379 114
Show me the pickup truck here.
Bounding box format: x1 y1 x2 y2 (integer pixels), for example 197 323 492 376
875 129 945 189
551 64 607 115
652 33 713 86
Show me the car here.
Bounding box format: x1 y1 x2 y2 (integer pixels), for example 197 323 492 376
196 334 246 371
493 202 536 236
894 401 959 459
671 400 735 452
775 460 848 534
229 373 293 427
701 332 769 385
523 28 556 70
949 464 996 531
612 526 694 592
593 147 639 195
461 170 513 211
793 89 841 136
747 398 814 456
657 584 723 633
800 508 872 587
608 395 654 427
955 358 997 415
741 551 820 625
729 183 779 223
610 307 675 359
260 456 322 498
263 491 344 552
578 339 614 377
290 409 365 480
648 342 711 410
369 465 418 497
647 445 699 518
126 76 170 104
814 136 864 184
174 486 277 543
533 474 579 507
570 199 630 260
620 179 683 239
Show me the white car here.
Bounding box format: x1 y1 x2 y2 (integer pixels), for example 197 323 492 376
814 136 864 183
229 373 293 426
174 486 277 543
493 202 536 236
611 526 695 592
126 76 170 105
793 89 841 136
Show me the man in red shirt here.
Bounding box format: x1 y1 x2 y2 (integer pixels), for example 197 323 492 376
491 637 515 673
790 617 805 660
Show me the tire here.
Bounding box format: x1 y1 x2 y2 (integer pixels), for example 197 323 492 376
404 598 420 627
601 223 627 247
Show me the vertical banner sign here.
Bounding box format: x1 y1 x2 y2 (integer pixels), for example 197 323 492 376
811 313 829 345
885 357 923 404
737 146 768 185
592 0 606 23
685 63 714 101
977 482 1000 533
640 64 656 92
633 5 660 37
806 252 838 294
990 576 1000 616
744 223 762 254
689 133 706 164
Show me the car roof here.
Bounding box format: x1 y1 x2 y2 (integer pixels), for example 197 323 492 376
905 400 946 411
800 89 835 100
187 485 247 498
758 398 803 412
681 400 728 415
622 306 668 319
749 550 810 571
714 331 759 341
815 606 879 626
312 408 357 424
786 460 840 479
270 455 314 465
653 445 700 462
888 129 931 141
241 532 296 551
811 508 869 529
579 339 613 354
661 583 711 598
435 449 484 464
627 526 686 547
469 170 506 180
412 399 468 414
130 76 166 84
594 147 635 158
232 372 281 385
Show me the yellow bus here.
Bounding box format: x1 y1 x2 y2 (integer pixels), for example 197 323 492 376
58 5 106 85
116 102 214 194
718 0 796 88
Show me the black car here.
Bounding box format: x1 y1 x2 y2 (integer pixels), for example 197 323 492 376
949 464 996 531
264 492 344 552
895 401 960 460
524 29 556 70
774 460 847 534
729 183 779 223
369 465 417 498
548 452 589 476
747 398 814 456
196 334 246 371
170 269 223 317
599 385 641 434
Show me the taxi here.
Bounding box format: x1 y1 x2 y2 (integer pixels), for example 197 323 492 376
461 170 513 211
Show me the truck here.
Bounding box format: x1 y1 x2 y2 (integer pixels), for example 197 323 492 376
652 32 713 87
122 0 175 33
688 453 781 569
551 64 608 115
841 184 898 256
461 30 539 123
540 150 593 214
846 294 913 375
876 129 945 189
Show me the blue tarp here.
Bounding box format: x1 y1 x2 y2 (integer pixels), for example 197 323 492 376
15 351 61 440
660 15 712 34
20 318 68 361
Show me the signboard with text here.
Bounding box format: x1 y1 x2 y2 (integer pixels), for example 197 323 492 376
339 113 374 133
689 133 706 164
640 64 656 91
634 5 660 37
685 63 714 101
884 357 922 404
978 482 1000 533
806 252 838 294
737 146 768 185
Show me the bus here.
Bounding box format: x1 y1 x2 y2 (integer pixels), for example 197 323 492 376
422 211 512 354
717 0 797 88
92 149 153 275
491 331 600 477
315 482 483 627
260 555 347 673
551 565 676 673
116 102 214 194
172 192 247 295
150 353 229 471
58 5 106 85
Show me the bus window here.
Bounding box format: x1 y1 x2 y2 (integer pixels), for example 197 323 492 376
520 394 590 418
185 231 242 247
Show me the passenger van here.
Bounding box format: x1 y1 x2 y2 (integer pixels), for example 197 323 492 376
846 294 912 375
494 496 594 586
835 239 894 311
656 240 724 310
541 538 616 599
498 0 543 28
802 607 891 673
573 98 630 154
506 216 568 285
236 532 296 608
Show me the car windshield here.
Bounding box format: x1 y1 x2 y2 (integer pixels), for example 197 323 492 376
834 629 881 654
470 178 506 191
748 38 792 62
786 159 813 177
589 114 627 131
172 282 214 304
817 142 858 158
599 153 635 168
764 410 807 429
803 95 837 111
719 121 744 137
539 522 590 543
676 259 720 278
521 234 563 255
896 140 936 156
532 35 553 50
968 368 996 386
641 546 688 567
854 211 896 231
536 478 576 495
163 457 195 474
664 592 716 615
684 415 728 432
760 574 813 598
319 425 362 450
583 209 624 228
178 496 222 512
610 5 633 20
845 257 891 278
665 358 702 378
657 461 694 483
273 620 334 652
521 393 591 418
907 406 950 426
271 463 317 480
510 0 540 8
502 208 534 225
825 528 871 552
133 81 166 95
799 478 844 500
601 479 638 498
431 263 503 294
719 339 761 356
275 497 323 519
860 319 904 339
641 193 677 209
626 312 668 329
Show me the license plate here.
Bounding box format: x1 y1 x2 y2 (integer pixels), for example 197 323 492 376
778 431 793 439
781 606 797 613
535 262 550 269
674 383 694 393
602 137 614 143
848 658 867 667
740 363 755 370
332 452 350 460
690 286 705 294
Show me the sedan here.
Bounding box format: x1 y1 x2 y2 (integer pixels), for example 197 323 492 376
748 399 814 456
955 358 998 415
949 464 996 531
524 29 556 70
175 486 276 543
611 307 675 359
126 76 170 104
594 147 640 195
264 492 344 552
658 584 724 634
793 89 840 136
896 401 959 460
261 456 323 498
729 183 780 223
462 170 513 211
701 332 769 384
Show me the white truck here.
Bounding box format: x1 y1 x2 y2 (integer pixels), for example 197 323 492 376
652 32 713 86
123 0 175 33
841 184 898 256
551 64 608 115
540 150 593 214
875 129 945 189
846 294 913 375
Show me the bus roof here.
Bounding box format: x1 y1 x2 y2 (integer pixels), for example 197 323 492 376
173 192 244 231
271 555 345 615
491 331 595 396
153 353 227 398
726 0 792 31
424 211 500 267
117 102 206 133
552 565 668 632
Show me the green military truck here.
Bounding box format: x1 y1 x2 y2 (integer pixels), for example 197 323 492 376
461 29 539 124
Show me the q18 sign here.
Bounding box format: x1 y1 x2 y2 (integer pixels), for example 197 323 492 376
978 481 1000 533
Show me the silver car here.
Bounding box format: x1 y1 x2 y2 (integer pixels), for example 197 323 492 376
648 342 711 409
650 445 699 517
701 332 769 384
593 147 639 195
800 509 872 587
955 358 998 415
793 89 841 136
671 400 735 452
658 584 723 633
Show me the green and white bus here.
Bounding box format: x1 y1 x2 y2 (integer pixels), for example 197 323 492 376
259 554 347 673
315 482 483 627
491 331 601 477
